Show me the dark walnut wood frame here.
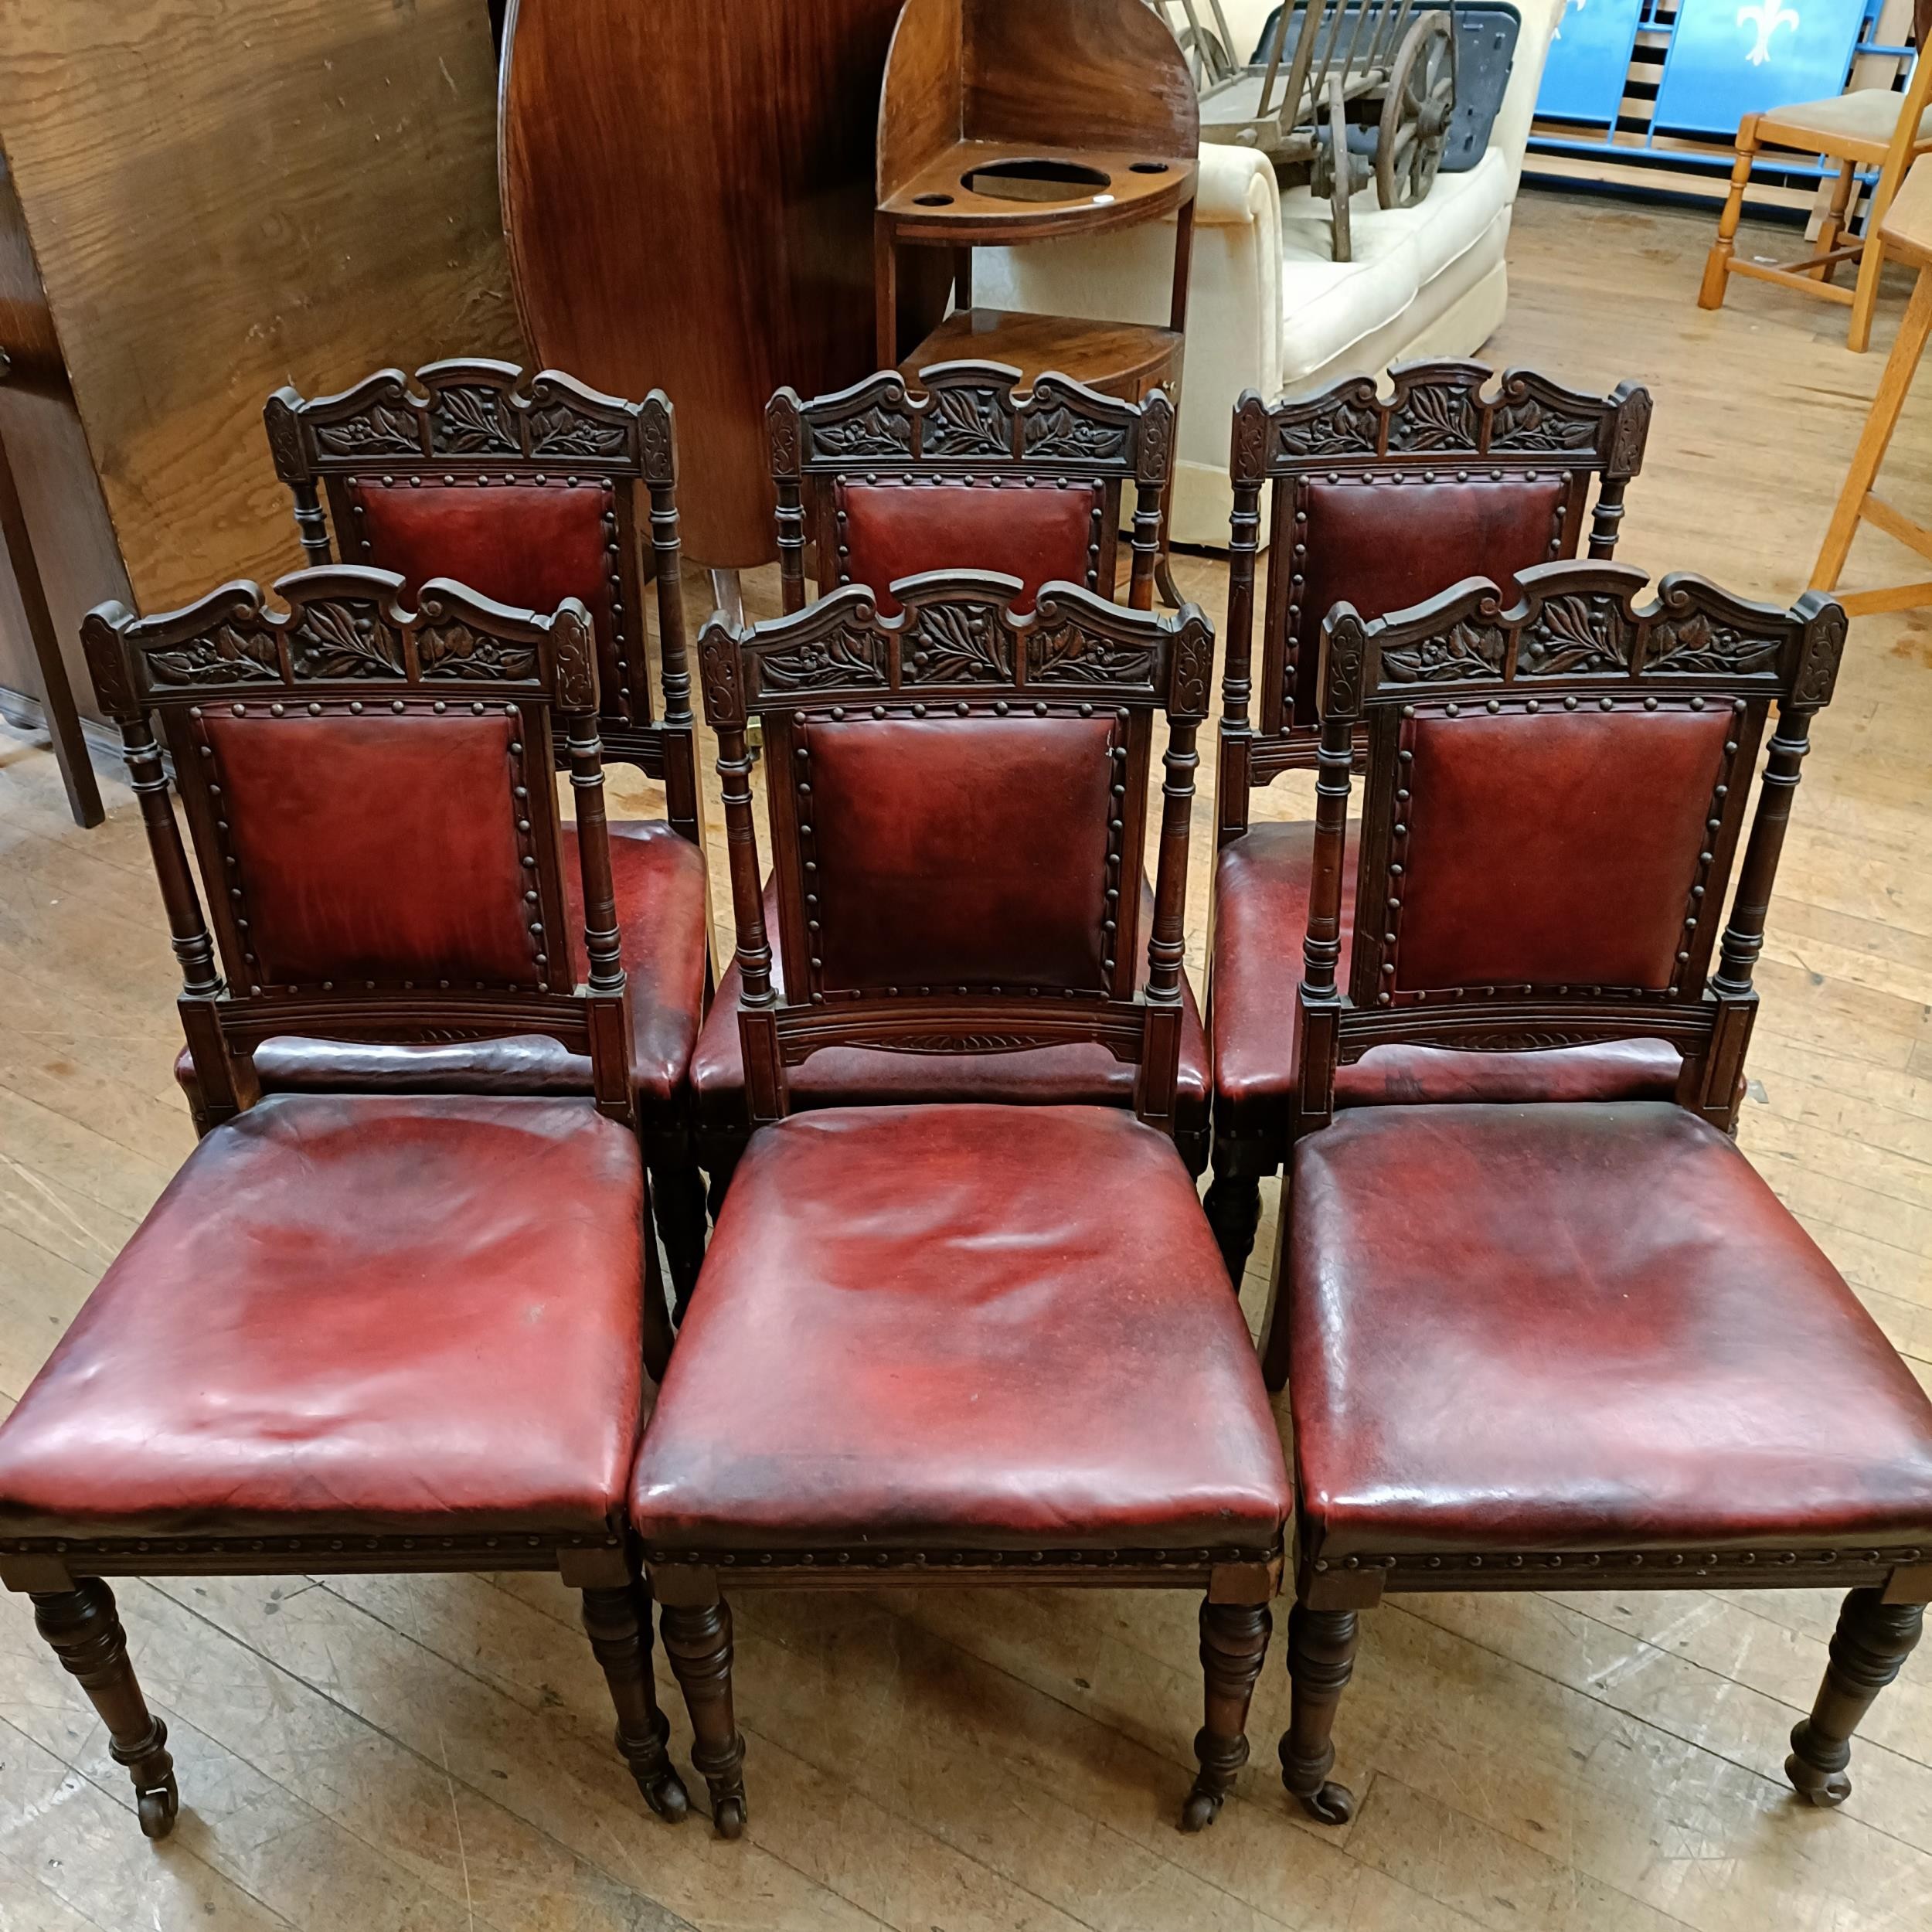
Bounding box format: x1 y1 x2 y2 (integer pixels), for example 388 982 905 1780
12 570 689 1841
768 361 1175 614
1203 359 1653 1267
262 359 700 838
658 576 1267 1838
1258 563 1929 1828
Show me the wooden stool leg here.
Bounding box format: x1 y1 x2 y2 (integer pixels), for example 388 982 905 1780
579 1583 690 1821
1280 1600 1358 1824
661 1593 747 1838
648 1157 709 1321
1815 162 1859 281
1787 1589 1925 1806
1182 1600 1271 1830
1699 116 1760 310
1203 1168 1263 1287
1811 267 1932 592
1849 179 1899 354
32 1581 178 1839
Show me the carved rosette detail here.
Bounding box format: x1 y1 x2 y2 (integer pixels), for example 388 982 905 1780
1386 383 1479 452
1794 606 1847 706
287 600 403 679
757 626 889 693
902 603 1012 683
428 386 519 456
1516 594 1634 675
314 403 420 457
145 624 282 688
1488 398 1601 454
1645 611 1782 675
531 405 630 459
1381 620 1506 683
843 1032 1064 1053
699 630 745 726
416 620 539 682
1027 621 1157 689
1022 406 1128 462
809 405 914 458
1275 400 1379 459
922 386 1012 457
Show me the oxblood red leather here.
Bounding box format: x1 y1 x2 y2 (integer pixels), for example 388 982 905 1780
349 481 617 645
631 1104 1291 1551
202 713 538 988
1289 1102 1932 1560
172 821 707 1116
835 479 1098 616
803 714 1114 993
0 1095 648 1539
1396 708 1733 992
1210 823 1680 1147
692 878 1209 1134
1284 477 1566 732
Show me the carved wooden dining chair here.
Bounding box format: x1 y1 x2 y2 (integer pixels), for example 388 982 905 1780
691 369 1204 1204
0 569 689 1839
156 361 711 1303
767 359 1174 615
1266 563 1932 1828
1205 360 1655 1280
634 576 1291 1837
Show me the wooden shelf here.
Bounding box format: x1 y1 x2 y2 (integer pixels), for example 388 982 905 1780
880 141 1196 245
900 308 1181 394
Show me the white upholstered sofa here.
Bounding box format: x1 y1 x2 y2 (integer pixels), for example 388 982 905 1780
975 0 1562 546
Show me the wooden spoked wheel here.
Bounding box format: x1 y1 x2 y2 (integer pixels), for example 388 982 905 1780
1376 12 1454 210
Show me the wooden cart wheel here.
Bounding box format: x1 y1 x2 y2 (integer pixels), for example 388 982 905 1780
1376 12 1454 210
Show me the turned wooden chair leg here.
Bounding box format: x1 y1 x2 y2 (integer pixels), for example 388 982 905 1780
1281 1600 1359 1825
1203 1168 1264 1287
1699 115 1760 309
1849 216 1892 355
1786 1588 1926 1807
32 1581 178 1839
579 1581 690 1821
660 1590 747 1838
1815 162 1859 281
648 1158 709 1320
1182 1600 1271 1831
703 1141 742 1229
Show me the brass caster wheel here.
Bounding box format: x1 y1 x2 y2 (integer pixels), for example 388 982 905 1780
137 1777 179 1841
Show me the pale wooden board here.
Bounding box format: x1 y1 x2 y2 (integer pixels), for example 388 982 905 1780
2 186 1930 1929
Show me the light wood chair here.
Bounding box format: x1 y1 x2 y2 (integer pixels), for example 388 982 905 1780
1699 51 1932 353
1812 155 1932 613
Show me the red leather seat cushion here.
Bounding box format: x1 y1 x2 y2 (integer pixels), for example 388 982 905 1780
1211 822 1681 1149
835 478 1099 616
1289 1102 1932 1560
172 821 706 1118
0 1095 648 1539
692 879 1209 1134
631 1104 1291 1552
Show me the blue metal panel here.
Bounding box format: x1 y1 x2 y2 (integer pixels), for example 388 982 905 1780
1651 0 1869 138
1536 0 1648 124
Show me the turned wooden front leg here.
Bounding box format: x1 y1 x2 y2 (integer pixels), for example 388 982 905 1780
1182 1599 1271 1831
32 1581 178 1840
1787 1588 1925 1807
580 1583 689 1821
1281 1601 1359 1825
660 1592 747 1838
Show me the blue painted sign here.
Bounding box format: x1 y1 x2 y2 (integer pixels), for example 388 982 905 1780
1538 0 1648 124
1651 0 1869 138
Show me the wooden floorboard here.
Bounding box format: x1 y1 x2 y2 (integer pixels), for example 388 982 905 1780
0 186 1929 1927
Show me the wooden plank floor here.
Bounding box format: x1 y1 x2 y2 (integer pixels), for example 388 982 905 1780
1 189 1929 1930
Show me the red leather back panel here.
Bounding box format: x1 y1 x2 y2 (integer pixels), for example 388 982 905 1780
1287 476 1568 732
201 713 540 988
349 481 616 641
1393 706 1734 992
798 713 1116 994
835 479 1099 614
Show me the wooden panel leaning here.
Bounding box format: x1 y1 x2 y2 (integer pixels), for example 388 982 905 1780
0 566 691 1844
1257 563 1932 1829
768 362 1175 614
630 577 1295 1838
